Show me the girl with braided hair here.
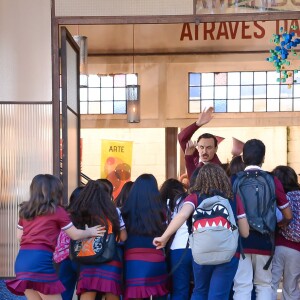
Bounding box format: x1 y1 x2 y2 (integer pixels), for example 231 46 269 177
153 164 249 300
68 179 127 300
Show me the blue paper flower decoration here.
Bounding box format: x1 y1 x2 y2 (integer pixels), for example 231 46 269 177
267 25 300 84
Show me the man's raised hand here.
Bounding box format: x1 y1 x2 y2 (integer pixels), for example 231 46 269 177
196 107 214 127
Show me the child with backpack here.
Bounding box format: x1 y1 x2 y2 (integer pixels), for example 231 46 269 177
153 164 249 300
271 165 300 300
232 139 293 300
68 179 127 300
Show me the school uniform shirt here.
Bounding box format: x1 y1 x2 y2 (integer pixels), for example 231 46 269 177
237 166 290 256
18 206 73 252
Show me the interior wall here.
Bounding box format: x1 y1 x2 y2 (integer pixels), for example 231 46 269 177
81 128 166 186
80 126 289 187
0 0 53 277
86 52 300 129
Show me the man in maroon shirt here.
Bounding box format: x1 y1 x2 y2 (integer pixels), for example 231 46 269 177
178 107 222 179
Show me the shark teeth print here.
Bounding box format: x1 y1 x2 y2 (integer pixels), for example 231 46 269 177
193 204 232 232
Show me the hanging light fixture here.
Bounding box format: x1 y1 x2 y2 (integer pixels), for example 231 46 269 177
126 24 140 123
73 26 88 87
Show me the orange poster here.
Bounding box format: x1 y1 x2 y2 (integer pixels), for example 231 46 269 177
101 140 133 198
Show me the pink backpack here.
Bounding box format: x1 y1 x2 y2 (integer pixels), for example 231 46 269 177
280 191 300 243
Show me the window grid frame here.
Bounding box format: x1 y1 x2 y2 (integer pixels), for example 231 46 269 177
61 73 138 115
188 71 300 113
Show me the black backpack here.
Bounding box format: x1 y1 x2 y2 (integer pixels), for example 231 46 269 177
232 170 276 235
69 232 117 265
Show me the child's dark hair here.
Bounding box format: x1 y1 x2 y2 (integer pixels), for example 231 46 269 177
19 174 63 220
227 155 245 177
115 181 133 208
272 165 300 193
67 186 84 209
160 178 186 212
243 139 265 166
121 174 166 236
96 178 114 197
68 180 120 238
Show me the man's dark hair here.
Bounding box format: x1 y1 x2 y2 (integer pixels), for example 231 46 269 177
197 133 218 147
242 139 265 166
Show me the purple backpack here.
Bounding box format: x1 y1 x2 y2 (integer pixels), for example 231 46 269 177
280 191 300 243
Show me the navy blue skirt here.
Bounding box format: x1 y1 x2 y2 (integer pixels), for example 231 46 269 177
5 248 65 296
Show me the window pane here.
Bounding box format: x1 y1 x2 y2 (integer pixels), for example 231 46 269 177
267 99 279 111
254 72 266 85
126 74 138 85
114 101 126 114
280 99 293 111
214 99 226 112
202 86 214 99
89 88 100 101
101 88 113 101
267 85 280 98
189 87 201 99
267 71 280 84
80 88 88 101
80 102 87 114
227 99 240 112
294 84 300 97
88 75 100 87
228 72 240 85
254 99 266 112
294 72 300 84
241 99 253 112
228 86 240 99
241 72 253 85
254 85 266 98
294 98 300 111
215 86 227 99
114 87 126 101
201 100 214 110
190 73 201 86
202 73 214 86
101 76 114 87
189 100 200 113
114 74 126 87
215 73 227 86
88 102 100 114
280 85 293 98
241 86 253 99
101 101 113 114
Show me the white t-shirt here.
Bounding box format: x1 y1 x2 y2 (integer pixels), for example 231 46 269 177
117 207 126 230
170 197 190 250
